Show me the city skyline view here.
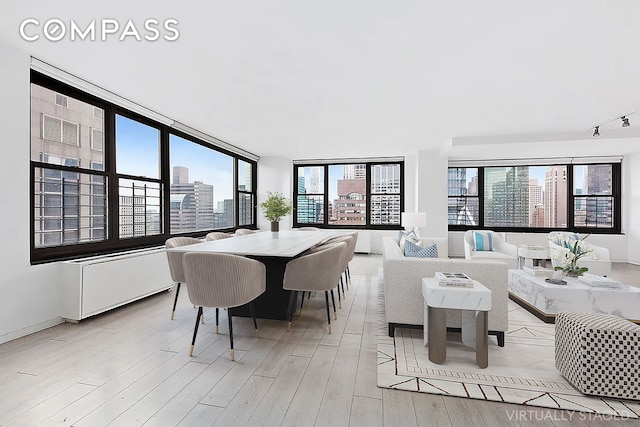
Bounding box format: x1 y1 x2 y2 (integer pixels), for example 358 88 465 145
448 164 613 228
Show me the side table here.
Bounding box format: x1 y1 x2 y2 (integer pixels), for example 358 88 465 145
518 245 550 269
422 277 492 368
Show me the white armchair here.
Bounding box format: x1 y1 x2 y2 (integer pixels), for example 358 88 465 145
464 230 518 269
548 232 611 276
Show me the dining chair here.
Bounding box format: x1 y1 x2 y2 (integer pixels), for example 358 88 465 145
344 232 358 287
206 232 233 241
165 237 201 320
283 242 347 334
182 252 266 360
322 234 355 299
297 227 320 231
235 228 256 235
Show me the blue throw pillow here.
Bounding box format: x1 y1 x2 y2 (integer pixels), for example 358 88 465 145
404 240 439 258
473 231 494 251
398 230 418 250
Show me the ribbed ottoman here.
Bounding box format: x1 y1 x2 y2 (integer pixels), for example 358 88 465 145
555 312 640 400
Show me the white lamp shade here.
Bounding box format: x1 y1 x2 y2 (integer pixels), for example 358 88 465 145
401 212 427 229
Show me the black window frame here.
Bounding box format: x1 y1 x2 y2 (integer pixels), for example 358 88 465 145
292 160 404 230
30 71 257 264
447 162 622 234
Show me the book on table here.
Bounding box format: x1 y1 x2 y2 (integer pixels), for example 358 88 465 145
522 266 553 277
434 272 474 288
578 273 621 288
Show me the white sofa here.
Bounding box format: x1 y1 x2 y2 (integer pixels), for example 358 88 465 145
548 232 612 277
382 236 509 346
463 230 518 269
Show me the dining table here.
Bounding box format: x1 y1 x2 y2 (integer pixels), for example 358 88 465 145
166 229 337 320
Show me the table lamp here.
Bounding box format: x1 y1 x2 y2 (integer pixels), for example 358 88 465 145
401 212 427 234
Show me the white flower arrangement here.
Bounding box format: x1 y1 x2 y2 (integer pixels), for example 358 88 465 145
549 233 594 276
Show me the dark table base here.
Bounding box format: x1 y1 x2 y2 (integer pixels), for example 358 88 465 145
229 256 293 321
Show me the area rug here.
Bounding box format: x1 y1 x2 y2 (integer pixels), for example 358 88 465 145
376 275 640 418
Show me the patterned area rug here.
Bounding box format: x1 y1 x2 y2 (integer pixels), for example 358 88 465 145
376 275 640 418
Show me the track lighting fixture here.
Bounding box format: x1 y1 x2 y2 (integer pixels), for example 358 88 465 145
591 111 635 137
621 116 630 127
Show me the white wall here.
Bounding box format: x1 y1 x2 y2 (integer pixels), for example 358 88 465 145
416 150 448 238
626 151 640 264
0 43 65 343
257 156 293 230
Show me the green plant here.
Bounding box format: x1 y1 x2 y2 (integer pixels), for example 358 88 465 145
260 191 292 222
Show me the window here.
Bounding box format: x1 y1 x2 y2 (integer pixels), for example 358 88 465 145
169 134 234 233
293 160 403 228
296 166 325 225
91 128 103 151
42 115 80 145
573 164 616 228
30 71 258 263
447 161 621 233
370 163 401 225
238 160 256 226
448 167 479 226
55 93 68 107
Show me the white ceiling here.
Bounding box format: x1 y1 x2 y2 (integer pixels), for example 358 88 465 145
2 0 640 160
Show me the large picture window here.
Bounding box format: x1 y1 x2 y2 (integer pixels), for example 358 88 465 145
447 161 621 234
30 71 257 263
293 160 403 228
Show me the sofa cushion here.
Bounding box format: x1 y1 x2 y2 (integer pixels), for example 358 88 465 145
473 230 494 251
470 250 513 261
404 241 439 258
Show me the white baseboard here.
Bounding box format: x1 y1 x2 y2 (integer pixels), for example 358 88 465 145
0 317 65 345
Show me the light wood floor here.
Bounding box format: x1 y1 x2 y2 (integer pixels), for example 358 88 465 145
1 257 639 426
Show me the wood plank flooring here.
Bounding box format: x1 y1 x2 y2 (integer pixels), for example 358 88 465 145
1 257 639 426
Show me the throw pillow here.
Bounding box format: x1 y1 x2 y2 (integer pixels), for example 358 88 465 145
473 230 494 251
404 240 439 258
398 230 419 250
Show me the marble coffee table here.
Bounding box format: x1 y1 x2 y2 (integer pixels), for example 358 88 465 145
508 269 640 323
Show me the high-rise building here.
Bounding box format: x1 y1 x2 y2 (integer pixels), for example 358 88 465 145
332 172 366 225
370 164 401 225
296 176 321 223
529 178 543 226
505 166 529 227
544 166 567 228
170 166 215 232
484 167 507 226
580 164 613 227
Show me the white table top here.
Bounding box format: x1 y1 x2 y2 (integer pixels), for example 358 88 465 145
517 247 550 258
166 230 338 258
422 277 492 311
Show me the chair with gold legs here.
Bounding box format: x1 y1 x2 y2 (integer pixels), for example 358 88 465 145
165 237 201 320
283 242 347 334
182 252 266 360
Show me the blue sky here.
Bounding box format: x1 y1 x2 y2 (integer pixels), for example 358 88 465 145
116 115 234 202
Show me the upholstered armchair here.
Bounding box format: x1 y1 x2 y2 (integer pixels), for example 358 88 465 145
548 232 611 276
463 230 518 269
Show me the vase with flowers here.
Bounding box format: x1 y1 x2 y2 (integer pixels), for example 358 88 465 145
550 233 593 277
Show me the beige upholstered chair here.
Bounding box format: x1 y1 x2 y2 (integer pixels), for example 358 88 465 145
205 232 233 241
343 232 358 287
182 252 266 360
283 242 347 333
235 228 256 235
165 237 201 320
324 234 356 298
297 227 320 231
